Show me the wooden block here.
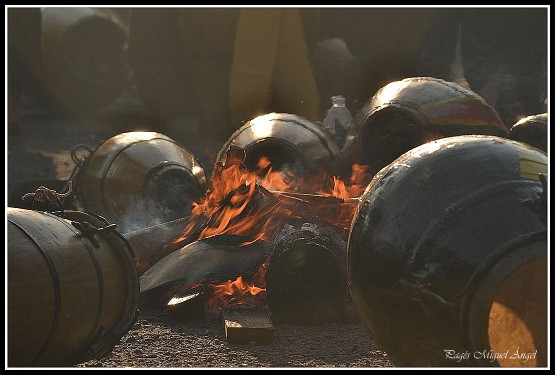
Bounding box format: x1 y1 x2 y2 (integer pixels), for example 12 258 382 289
223 307 274 344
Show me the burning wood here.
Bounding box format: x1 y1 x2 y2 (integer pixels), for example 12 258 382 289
138 234 272 307
135 145 372 323
206 275 266 317
268 191 359 238
166 145 284 252
167 145 370 251
159 256 269 321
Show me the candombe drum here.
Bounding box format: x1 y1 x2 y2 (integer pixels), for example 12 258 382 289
8 208 139 366
264 223 348 324
217 113 340 179
41 7 128 115
75 132 207 233
506 113 547 153
348 135 547 367
343 77 508 174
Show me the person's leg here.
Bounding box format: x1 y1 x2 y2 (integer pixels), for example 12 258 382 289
228 9 282 129
273 8 320 123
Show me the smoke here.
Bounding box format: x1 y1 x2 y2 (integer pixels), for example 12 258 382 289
116 196 190 234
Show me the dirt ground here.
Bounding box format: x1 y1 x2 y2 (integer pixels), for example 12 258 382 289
76 307 393 368
7 95 393 369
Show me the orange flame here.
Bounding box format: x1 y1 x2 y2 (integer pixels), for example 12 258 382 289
206 275 267 316
257 156 271 170
170 159 373 251
211 276 265 298
347 164 372 197
206 261 267 315
304 164 372 233
169 156 289 248
318 164 372 199
166 157 375 315
328 176 349 199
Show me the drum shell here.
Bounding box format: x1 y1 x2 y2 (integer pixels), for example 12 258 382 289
265 223 348 324
76 132 207 233
8 208 139 366
506 113 547 153
217 113 340 176
347 135 547 366
345 77 508 174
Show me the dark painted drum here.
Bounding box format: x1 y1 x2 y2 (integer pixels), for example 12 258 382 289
348 135 547 367
343 77 508 174
506 113 547 153
265 223 348 324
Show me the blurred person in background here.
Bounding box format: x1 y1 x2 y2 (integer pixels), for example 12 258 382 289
127 8 361 142
127 7 547 141
7 7 44 136
412 7 547 126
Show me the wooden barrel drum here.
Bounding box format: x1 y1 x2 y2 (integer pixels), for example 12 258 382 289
8 208 139 366
265 223 348 325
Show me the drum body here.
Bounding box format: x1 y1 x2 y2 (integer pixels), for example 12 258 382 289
76 132 207 233
507 113 547 153
217 113 340 180
348 135 547 367
8 208 139 366
344 77 507 174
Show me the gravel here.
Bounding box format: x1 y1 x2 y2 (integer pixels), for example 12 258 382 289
76 307 393 368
